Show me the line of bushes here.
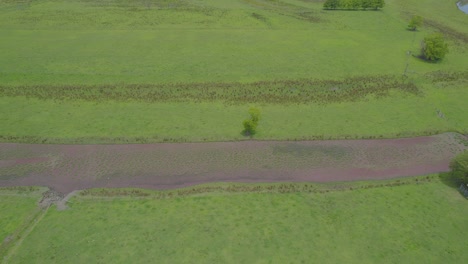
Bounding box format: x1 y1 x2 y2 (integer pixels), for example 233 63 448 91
323 0 385 10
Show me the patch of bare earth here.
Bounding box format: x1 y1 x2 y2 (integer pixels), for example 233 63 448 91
0 133 466 195
38 189 64 209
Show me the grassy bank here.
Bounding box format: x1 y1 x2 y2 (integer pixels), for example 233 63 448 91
1 79 466 143
4 177 468 263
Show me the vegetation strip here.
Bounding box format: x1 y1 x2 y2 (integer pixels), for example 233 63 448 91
78 174 440 199
0 74 425 104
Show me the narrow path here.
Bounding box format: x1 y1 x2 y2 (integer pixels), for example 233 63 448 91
0 133 466 195
56 190 80 211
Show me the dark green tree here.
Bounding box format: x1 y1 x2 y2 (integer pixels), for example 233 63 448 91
323 0 340 10
421 33 449 61
408 15 424 31
346 0 361 10
324 0 385 10
371 0 385 10
361 0 373 10
242 107 261 136
450 151 468 184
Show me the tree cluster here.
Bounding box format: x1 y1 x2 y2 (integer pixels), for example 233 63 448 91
323 0 385 10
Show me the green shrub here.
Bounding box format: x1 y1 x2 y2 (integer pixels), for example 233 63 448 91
243 107 261 136
408 15 424 31
421 33 449 61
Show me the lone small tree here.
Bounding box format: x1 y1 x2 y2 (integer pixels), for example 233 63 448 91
450 151 468 185
421 33 448 61
408 15 423 31
242 107 261 136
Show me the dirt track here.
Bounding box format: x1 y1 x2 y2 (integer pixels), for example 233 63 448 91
0 133 466 195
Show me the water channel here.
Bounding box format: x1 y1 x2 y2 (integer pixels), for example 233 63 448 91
458 0 468 14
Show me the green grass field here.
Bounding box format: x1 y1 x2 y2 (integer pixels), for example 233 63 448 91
2 1 467 262
0 0 466 85
0 0 467 143
0 187 45 256
2 176 468 263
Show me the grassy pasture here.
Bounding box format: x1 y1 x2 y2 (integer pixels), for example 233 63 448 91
0 0 467 142
0 28 419 84
1 0 467 85
4 176 468 263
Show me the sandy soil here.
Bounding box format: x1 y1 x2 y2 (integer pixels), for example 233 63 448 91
0 133 466 195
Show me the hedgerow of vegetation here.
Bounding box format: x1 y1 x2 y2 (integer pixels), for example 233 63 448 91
323 0 385 10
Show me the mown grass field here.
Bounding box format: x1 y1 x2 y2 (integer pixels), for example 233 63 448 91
0 0 467 143
2 176 468 263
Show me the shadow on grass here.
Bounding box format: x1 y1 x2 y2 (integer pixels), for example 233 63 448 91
439 172 468 199
322 9 383 12
438 172 458 188
412 54 443 64
240 130 255 138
